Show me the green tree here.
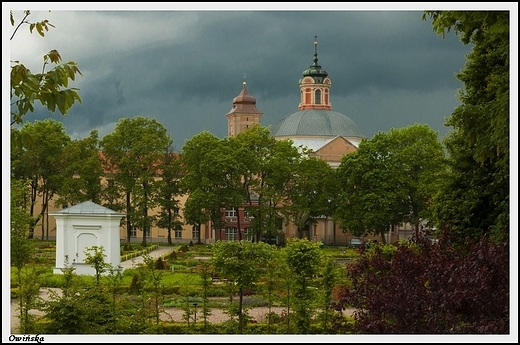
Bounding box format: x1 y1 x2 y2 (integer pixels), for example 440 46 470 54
134 254 165 330
260 248 286 333
10 10 82 148
14 266 45 334
55 130 104 208
155 138 184 245
11 119 72 239
10 179 35 273
195 260 213 332
204 137 248 241
211 240 273 334
283 156 338 240
11 180 42 334
282 238 324 334
317 255 343 333
335 124 446 242
102 264 129 334
423 11 509 244
334 136 398 241
180 132 226 241
83 245 111 284
183 188 210 244
100 116 171 245
235 125 301 243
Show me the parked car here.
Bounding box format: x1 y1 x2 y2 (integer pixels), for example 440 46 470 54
350 238 362 248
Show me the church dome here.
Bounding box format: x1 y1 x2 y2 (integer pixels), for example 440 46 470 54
271 109 365 138
272 37 365 141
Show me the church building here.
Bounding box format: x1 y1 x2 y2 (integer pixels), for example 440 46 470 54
224 37 367 246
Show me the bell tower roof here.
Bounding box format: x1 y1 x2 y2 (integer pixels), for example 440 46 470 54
300 35 328 83
229 80 262 114
226 78 263 137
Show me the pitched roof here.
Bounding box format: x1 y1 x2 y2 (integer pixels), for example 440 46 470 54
49 201 125 216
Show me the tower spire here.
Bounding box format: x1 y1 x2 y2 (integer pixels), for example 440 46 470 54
313 35 318 65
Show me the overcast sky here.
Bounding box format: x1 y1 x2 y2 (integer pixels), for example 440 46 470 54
7 3 516 152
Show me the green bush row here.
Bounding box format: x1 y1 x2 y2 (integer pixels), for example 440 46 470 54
120 244 158 262
155 319 355 334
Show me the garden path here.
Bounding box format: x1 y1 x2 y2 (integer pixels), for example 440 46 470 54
119 246 174 270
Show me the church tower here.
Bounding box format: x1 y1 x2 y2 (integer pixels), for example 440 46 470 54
298 35 332 111
226 80 263 137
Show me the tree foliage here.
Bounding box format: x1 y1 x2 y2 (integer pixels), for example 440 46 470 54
423 11 510 244
100 116 171 245
11 119 72 239
335 124 446 242
333 231 509 334
55 130 104 208
180 131 226 241
155 138 183 245
232 125 300 242
10 10 82 148
211 240 273 333
10 179 35 270
282 238 324 334
83 246 111 284
43 257 114 334
283 156 338 239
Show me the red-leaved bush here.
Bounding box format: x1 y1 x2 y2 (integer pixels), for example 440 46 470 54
332 229 509 334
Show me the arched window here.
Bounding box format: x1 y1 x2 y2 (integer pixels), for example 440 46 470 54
315 89 321 104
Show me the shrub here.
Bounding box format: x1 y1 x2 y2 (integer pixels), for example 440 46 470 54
334 230 509 334
157 322 222 334
129 273 142 293
10 287 20 299
166 251 177 260
155 257 165 270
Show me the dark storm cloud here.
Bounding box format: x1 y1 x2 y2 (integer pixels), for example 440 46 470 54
11 9 475 146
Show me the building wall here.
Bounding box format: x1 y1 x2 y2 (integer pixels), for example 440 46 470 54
312 137 358 164
51 213 123 275
31 191 213 244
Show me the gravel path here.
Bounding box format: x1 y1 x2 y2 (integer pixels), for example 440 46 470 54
10 288 355 334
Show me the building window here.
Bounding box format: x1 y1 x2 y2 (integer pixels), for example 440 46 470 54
173 207 179 216
244 227 254 242
175 226 183 239
130 225 136 238
225 227 237 241
315 89 321 104
225 208 237 217
192 225 199 240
